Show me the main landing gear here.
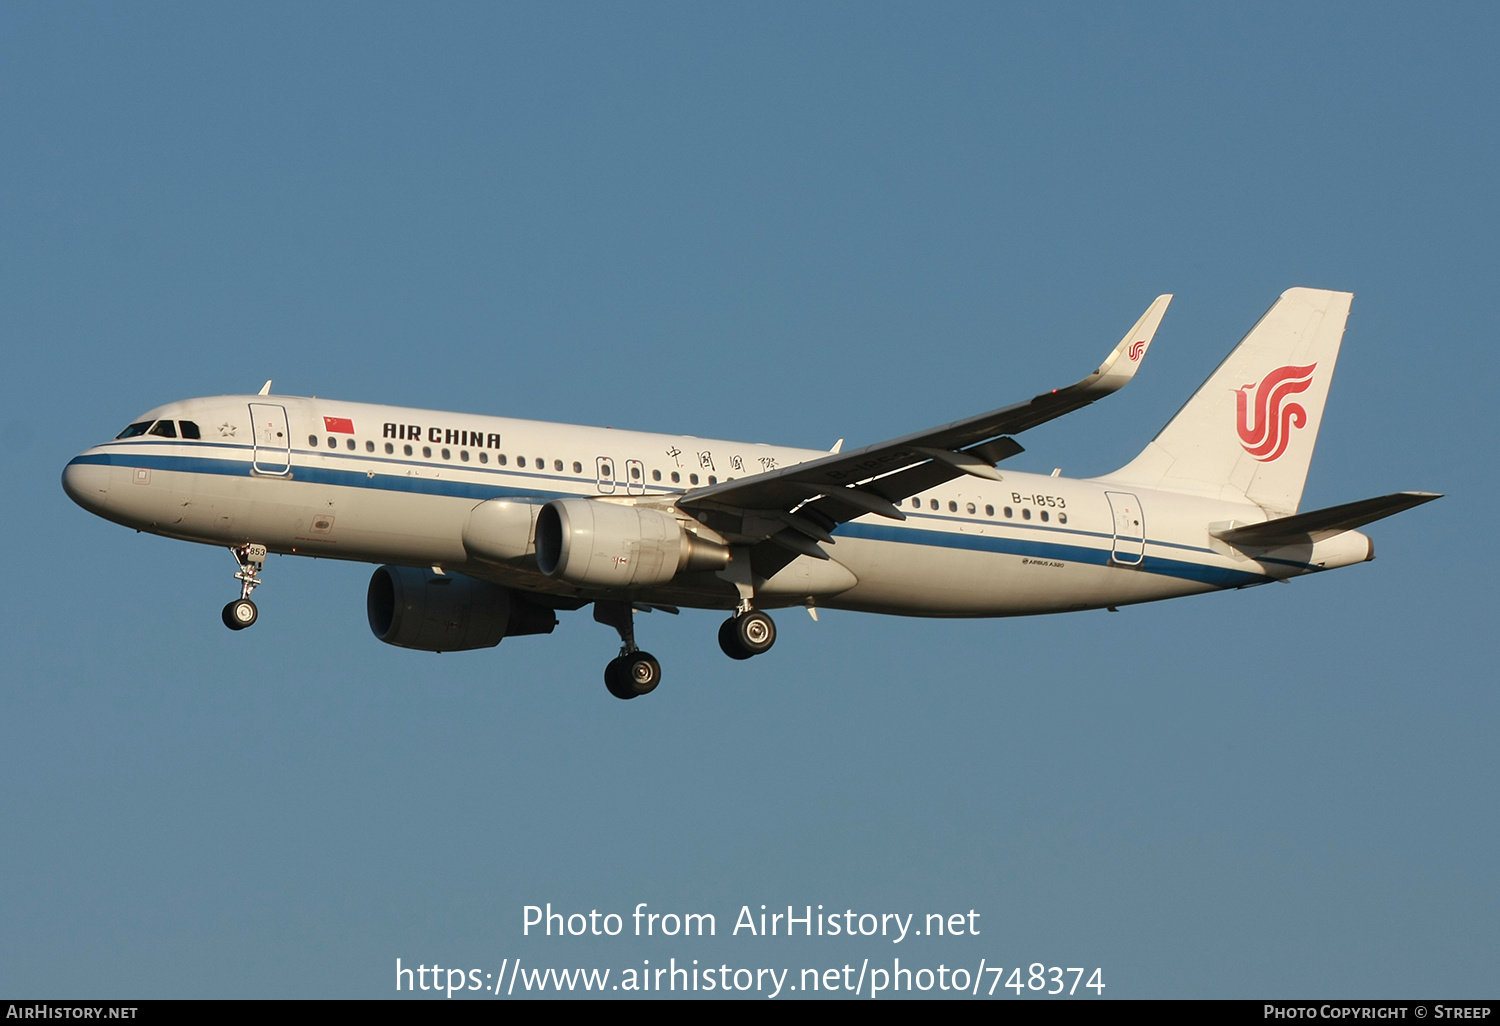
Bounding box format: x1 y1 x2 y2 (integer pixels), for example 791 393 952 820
221 543 267 631
594 601 662 701
592 595 778 699
718 607 777 661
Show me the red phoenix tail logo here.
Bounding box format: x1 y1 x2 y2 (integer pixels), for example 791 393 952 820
1127 339 1147 361
1236 364 1317 462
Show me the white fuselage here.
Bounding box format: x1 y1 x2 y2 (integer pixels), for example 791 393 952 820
62 394 1372 618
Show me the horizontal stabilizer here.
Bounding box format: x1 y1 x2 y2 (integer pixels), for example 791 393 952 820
1211 491 1441 548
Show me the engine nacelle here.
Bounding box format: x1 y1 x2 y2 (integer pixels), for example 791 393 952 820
366 565 557 652
463 497 545 562
535 498 729 588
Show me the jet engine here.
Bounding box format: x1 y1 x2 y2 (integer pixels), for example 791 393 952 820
535 498 729 588
462 497 545 563
366 566 557 652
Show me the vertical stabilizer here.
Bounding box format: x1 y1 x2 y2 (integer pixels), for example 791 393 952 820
1101 288 1353 514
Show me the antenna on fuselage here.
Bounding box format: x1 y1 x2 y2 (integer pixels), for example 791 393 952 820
258 380 272 395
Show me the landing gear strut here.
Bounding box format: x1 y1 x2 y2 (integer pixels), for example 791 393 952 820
594 601 662 700
222 543 267 631
718 607 777 660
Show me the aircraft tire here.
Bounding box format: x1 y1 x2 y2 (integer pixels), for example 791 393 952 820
734 610 776 655
604 657 637 700
222 599 258 631
624 653 661 695
718 618 754 660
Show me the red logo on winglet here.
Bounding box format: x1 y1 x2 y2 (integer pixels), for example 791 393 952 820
1236 364 1316 462
1127 339 1147 361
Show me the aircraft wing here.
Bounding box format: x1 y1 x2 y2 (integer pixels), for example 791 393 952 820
680 295 1172 552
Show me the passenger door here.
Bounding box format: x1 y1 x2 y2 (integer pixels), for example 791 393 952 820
1106 491 1145 566
248 403 292 476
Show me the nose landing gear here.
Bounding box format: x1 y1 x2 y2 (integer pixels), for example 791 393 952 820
594 601 662 700
221 543 267 631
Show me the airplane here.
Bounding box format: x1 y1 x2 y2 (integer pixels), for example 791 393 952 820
62 287 1438 700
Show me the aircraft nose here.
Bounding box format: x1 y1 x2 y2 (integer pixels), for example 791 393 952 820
61 456 112 515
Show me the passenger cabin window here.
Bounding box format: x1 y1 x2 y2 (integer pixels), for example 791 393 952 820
149 420 177 438
631 465 642 480
652 469 661 482
948 501 958 512
309 434 319 446
498 454 507 466
403 444 413 456
327 437 336 448
479 452 488 463
670 472 680 483
911 497 920 508
1022 508 1031 520
346 438 356 450
386 443 395 454
555 460 564 472
930 499 938 510
689 474 699 485
179 421 201 440
422 446 432 458
966 502 976 514
985 504 995 516
460 450 469 462
441 448 451 460
574 462 583 474
366 440 375 452
116 421 153 439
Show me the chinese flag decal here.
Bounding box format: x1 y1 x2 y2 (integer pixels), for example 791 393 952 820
323 416 355 434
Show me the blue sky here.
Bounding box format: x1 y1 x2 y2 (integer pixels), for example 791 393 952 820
2 2 1494 998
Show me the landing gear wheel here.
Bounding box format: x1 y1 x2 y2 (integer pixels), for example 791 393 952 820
604 657 635 700
623 652 661 695
222 598 258 630
605 652 662 700
719 610 776 659
718 617 753 660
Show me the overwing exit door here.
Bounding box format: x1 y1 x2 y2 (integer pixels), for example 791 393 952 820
595 456 617 494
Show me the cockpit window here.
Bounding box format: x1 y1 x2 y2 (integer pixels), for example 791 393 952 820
148 420 177 438
116 421 153 439
179 421 201 440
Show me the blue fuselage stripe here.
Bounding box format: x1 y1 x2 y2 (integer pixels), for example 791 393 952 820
68 448 1276 588
836 522 1270 588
